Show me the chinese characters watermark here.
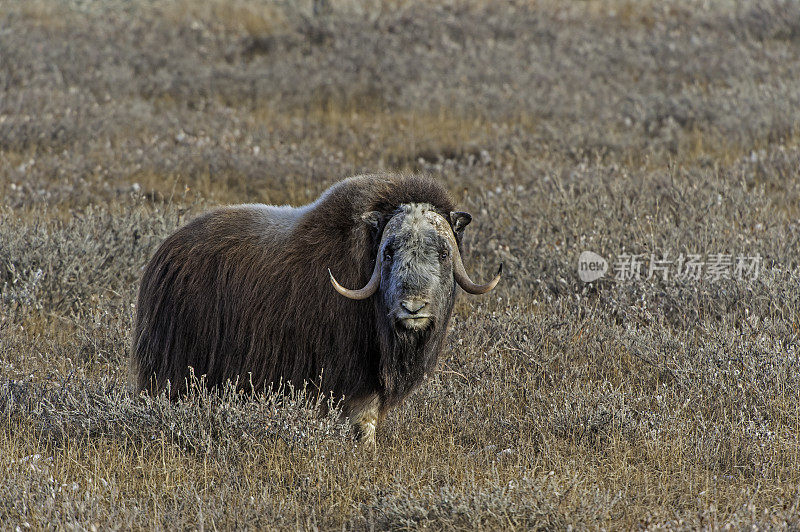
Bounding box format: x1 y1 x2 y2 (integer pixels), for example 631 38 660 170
578 251 761 283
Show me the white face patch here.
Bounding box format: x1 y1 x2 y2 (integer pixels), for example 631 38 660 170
385 203 455 250
378 203 458 331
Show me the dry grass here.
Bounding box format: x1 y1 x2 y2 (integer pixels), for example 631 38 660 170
162 0 292 35
2 0 800 529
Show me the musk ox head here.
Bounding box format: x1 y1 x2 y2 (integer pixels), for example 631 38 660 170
329 203 501 334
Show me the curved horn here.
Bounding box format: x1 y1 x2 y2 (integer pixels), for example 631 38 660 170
436 213 501 295
329 212 398 300
329 255 382 300
453 250 502 295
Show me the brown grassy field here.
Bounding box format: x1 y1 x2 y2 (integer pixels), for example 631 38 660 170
2 0 800 529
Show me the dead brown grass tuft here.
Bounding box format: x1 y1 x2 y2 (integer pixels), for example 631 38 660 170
161 0 292 36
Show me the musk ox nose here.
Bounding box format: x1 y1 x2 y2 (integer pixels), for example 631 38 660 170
400 299 428 314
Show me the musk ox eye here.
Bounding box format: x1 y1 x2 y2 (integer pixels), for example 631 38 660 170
384 247 394 261
439 249 449 261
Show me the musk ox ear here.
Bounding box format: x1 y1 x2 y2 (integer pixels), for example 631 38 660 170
449 211 472 235
361 211 386 235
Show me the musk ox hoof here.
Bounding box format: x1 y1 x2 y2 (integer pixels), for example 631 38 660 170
352 419 377 451
348 394 379 449
359 431 377 452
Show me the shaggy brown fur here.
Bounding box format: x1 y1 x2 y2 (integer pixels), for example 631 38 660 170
131 174 461 441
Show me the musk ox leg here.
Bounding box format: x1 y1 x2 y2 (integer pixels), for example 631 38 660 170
346 394 381 449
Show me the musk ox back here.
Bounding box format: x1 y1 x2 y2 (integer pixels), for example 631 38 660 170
131 174 500 446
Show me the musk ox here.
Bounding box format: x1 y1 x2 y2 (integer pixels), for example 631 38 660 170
131 174 500 446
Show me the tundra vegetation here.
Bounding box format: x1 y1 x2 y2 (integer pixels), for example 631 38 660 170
1 0 799 529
